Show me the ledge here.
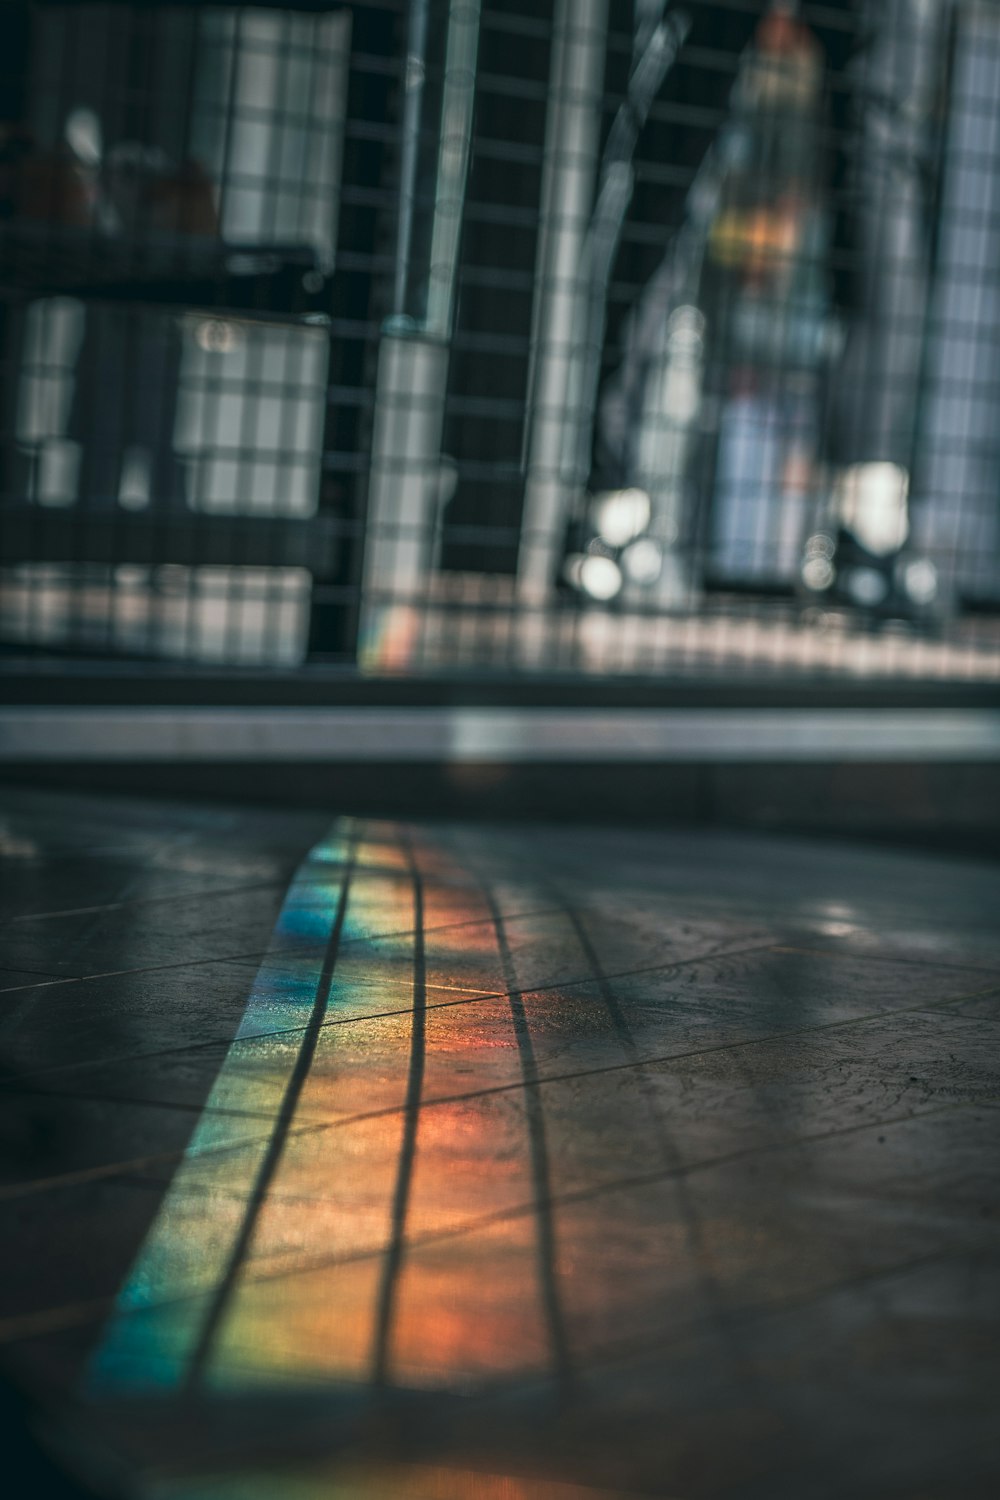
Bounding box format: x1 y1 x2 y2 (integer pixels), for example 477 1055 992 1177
3 705 1000 762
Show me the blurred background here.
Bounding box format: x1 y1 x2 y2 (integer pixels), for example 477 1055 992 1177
2 0 999 680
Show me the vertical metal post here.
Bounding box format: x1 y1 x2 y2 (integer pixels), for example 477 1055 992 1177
394 0 430 318
517 0 609 604
360 0 481 666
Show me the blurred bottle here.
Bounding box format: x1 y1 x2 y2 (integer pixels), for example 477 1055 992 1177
708 1 822 292
797 0 952 625
702 1 831 590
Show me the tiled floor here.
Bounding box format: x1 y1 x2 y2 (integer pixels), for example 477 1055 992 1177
2 788 999 1499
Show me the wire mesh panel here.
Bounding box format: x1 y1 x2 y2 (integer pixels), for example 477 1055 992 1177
2 0 1000 681
1 0 361 664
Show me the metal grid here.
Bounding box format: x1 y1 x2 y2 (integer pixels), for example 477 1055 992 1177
2 0 1000 682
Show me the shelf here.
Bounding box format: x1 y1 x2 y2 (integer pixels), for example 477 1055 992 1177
0 222 331 324
0 505 341 576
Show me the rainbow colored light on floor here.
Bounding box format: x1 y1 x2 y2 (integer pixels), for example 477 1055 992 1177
90 821 573 1395
154 1463 632 1500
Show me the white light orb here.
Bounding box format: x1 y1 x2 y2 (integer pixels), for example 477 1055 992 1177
621 537 663 585
579 554 623 601
590 488 651 549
